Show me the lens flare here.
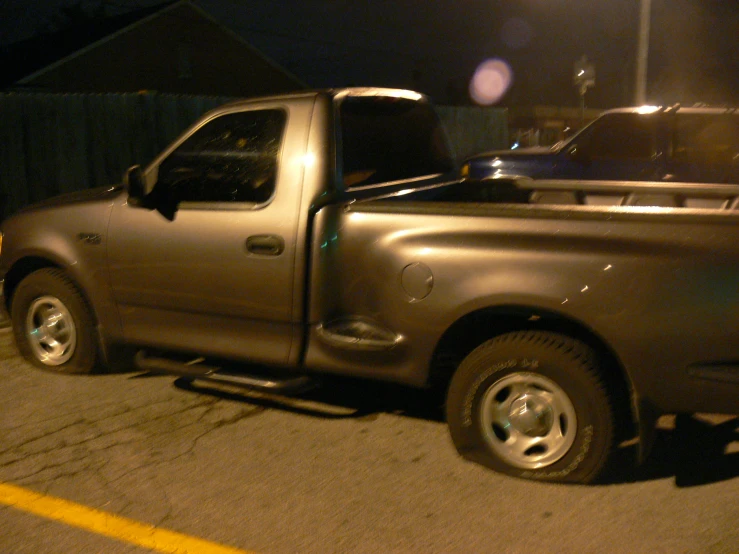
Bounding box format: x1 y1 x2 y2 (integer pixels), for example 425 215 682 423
469 59 513 105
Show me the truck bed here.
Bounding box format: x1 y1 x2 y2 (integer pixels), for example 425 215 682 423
438 177 739 210
310 184 739 416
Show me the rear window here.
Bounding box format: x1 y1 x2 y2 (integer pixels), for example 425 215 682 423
339 96 454 188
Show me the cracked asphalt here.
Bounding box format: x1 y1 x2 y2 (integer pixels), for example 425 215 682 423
1 325 738 554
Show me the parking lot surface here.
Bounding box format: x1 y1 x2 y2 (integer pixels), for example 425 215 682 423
1 326 737 553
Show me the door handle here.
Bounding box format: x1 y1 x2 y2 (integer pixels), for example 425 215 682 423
246 234 285 256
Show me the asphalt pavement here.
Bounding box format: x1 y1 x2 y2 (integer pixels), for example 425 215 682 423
1 326 738 554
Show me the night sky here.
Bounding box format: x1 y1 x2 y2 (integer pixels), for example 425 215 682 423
1 0 737 108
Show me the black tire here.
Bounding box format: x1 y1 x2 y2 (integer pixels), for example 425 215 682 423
446 331 614 484
11 268 98 374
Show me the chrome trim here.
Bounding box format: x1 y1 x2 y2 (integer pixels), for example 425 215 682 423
316 317 403 351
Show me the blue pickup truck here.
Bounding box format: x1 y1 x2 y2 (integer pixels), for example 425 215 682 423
463 106 739 187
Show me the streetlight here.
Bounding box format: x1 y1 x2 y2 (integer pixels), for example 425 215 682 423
573 56 595 126
634 0 651 105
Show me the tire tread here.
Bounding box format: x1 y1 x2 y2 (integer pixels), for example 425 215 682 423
446 331 614 484
10 268 98 374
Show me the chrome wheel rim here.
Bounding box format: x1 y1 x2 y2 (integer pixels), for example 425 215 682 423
479 372 577 469
25 296 77 366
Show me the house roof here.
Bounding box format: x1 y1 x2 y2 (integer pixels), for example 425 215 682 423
0 2 172 89
0 0 307 91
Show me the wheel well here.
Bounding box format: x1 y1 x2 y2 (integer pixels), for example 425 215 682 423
428 306 636 441
3 257 62 311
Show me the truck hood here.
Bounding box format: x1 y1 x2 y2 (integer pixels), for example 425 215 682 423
467 147 558 162
1 185 124 270
17 185 124 214
465 148 559 180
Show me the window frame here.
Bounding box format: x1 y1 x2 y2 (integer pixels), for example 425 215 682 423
575 113 660 161
150 107 289 211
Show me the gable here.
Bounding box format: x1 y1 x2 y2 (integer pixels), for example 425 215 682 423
7 1 307 97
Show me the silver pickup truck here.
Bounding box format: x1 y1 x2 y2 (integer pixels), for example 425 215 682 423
1 88 738 483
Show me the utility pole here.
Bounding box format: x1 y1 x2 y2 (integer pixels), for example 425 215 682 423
634 0 651 105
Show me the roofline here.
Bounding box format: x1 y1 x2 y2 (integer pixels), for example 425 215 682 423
16 0 309 89
180 1 309 89
217 87 429 110
17 0 184 85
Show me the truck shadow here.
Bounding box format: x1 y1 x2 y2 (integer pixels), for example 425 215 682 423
162 373 738 487
603 414 739 487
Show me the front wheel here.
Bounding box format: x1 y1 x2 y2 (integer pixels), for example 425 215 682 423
446 331 614 483
11 268 98 374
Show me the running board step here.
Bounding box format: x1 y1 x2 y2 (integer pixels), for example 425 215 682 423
134 351 315 395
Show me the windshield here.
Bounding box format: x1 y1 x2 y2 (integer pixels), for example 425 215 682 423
551 115 602 152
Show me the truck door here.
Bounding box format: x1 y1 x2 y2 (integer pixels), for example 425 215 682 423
555 113 666 182
668 113 739 184
106 102 310 365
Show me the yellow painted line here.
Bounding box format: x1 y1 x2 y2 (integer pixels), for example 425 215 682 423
0 482 256 554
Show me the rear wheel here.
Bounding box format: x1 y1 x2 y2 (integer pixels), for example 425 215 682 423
11 268 98 374
446 331 614 483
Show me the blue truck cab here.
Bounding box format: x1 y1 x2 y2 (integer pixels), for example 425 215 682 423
463 106 739 185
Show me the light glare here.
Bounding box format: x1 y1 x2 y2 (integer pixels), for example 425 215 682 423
469 59 513 106
637 105 660 114
301 153 316 168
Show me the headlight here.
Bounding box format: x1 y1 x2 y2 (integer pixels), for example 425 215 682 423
0 231 3 257
460 163 470 178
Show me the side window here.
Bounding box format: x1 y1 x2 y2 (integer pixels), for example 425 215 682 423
582 114 657 160
673 114 739 165
156 109 286 204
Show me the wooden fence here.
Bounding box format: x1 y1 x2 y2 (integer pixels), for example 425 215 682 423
0 92 507 222
436 105 508 161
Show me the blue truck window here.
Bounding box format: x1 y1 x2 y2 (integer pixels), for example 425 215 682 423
583 113 657 160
